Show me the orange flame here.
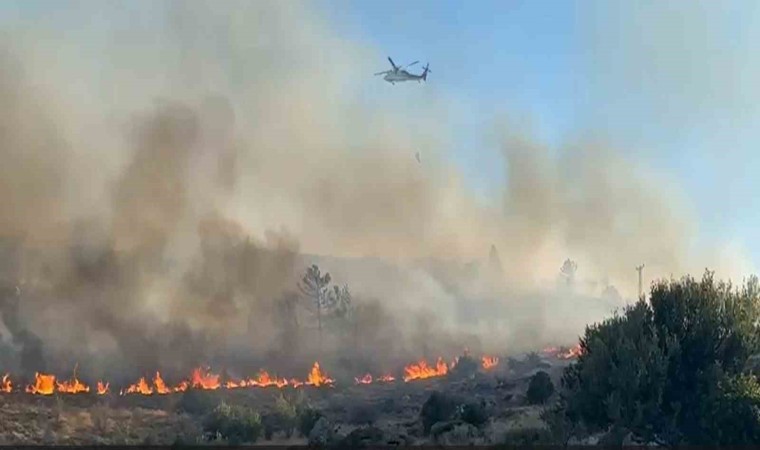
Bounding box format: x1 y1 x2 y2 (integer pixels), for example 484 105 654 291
378 374 396 382
559 344 583 359
56 376 90 394
251 370 290 388
154 372 172 394
543 344 583 360
190 367 221 390
124 377 153 395
403 357 449 382
97 381 109 395
355 373 373 385
481 356 499 370
26 373 55 395
306 362 333 387
1 374 11 393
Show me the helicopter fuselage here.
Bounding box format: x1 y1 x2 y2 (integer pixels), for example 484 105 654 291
383 70 420 83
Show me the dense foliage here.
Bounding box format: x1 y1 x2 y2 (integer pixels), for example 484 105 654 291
203 402 262 444
526 370 555 405
420 391 457 434
559 271 760 445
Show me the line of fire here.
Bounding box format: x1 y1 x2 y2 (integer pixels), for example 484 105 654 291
4 346 581 396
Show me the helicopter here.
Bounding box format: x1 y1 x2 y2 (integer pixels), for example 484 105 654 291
374 57 431 84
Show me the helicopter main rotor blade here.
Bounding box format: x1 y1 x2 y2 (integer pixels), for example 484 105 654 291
374 71 389 75
403 61 419 68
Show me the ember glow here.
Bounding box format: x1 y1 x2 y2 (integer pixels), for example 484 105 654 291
481 356 499 370
403 357 449 382
355 373 396 385
355 373 373 385
543 344 583 360
97 381 109 395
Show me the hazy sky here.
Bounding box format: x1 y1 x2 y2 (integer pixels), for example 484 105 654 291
2 0 760 274
321 0 760 268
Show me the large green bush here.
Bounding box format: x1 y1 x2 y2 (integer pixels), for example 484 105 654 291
526 371 554 405
560 271 760 445
203 402 263 444
419 391 457 434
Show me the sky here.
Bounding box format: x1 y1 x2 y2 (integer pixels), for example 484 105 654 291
320 0 760 269
1 0 760 276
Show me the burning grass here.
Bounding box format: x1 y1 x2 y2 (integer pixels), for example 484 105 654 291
0 348 583 399
0 347 578 445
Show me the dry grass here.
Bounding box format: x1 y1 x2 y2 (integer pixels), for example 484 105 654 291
0 397 201 445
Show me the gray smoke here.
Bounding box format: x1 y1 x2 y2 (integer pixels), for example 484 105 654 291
0 1 752 380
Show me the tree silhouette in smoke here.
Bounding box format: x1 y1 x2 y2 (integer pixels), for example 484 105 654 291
560 259 578 286
298 265 332 349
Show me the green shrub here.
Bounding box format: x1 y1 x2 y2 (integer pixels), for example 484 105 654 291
297 406 323 437
561 272 760 445
502 427 553 446
203 402 262 444
526 371 554 405
176 388 218 416
420 391 457 434
348 402 379 425
459 400 489 427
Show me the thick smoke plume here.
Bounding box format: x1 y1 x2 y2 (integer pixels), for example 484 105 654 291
0 1 752 380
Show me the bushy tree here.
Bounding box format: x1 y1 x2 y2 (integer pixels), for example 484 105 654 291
559 271 760 445
526 371 555 405
420 391 457 434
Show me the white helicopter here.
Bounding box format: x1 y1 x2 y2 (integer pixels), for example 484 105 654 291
374 57 431 84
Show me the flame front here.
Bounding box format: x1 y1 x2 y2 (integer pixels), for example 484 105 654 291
306 362 333 387
6 353 513 396
26 373 55 395
191 367 221 390
252 370 290 388
403 357 449 382
56 376 90 394
154 372 171 394
1 374 11 393
124 377 153 395
481 356 499 370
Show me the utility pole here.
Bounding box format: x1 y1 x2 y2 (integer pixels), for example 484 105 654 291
636 265 645 301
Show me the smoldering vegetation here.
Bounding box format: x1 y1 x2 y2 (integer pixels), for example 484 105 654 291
0 0 752 384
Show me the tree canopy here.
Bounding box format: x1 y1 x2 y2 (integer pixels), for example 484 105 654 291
559 271 760 445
